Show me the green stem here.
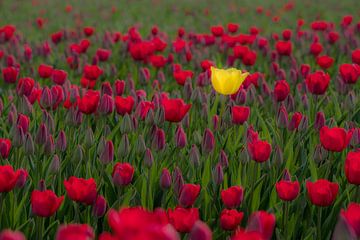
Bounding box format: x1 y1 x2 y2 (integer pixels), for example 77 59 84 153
36 217 44 239
317 207 322 240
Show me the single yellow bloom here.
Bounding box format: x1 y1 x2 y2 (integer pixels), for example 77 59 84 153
210 66 249 95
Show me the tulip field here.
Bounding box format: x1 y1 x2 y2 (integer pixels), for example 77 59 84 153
1 0 360 239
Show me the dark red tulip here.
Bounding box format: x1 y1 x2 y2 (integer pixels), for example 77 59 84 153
161 96 191 123
202 128 215 154
92 195 107 217
273 80 290 102
83 27 94 36
52 69 67 85
276 178 300 201
168 207 199 233
288 112 302 131
341 203 360 237
352 49 360 65
232 106 250 125
16 114 30 133
136 101 155 120
220 209 244 231
310 42 323 56
339 63 360 84
55 224 94 240
31 190 64 217
114 96 134 116
242 50 257 66
173 70 194 86
78 90 100 115
16 77 34 96
178 184 201 207
221 186 244 208
83 64 103 80
112 163 134 187
114 80 125 96
247 211 275 240
149 55 167 68
247 139 272 162
211 25 224 37
345 151 360 185
305 71 330 95
0 139 11 159
96 48 111 62
320 126 352 152
306 179 338 206
276 41 292 56
316 55 334 69
0 165 20 192
2 67 18 84
64 177 97 205
227 23 239 33
51 31 63 44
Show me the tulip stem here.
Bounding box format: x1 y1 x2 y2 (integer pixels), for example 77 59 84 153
0 193 3 226
36 217 44 239
282 202 289 239
317 207 322 240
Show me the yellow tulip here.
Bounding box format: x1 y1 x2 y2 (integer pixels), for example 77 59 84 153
210 67 249 95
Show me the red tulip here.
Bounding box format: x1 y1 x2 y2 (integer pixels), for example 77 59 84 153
288 112 302 131
345 151 360 185
52 69 67 85
339 63 360 84
150 55 167 68
211 25 224 37
0 230 26 240
316 55 334 69
16 114 30 133
305 71 330 95
31 190 64 217
83 64 103 80
112 163 134 187
306 179 339 206
0 165 20 192
114 96 134 116
51 31 63 44
136 101 155 120
310 42 323 56
220 209 244 231
64 177 97 205
242 50 257 66
273 80 290 102
247 139 272 162
129 41 155 61
0 139 11 159
352 49 360 64
221 186 244 208
247 211 276 240
276 41 292 56
232 106 250 125
55 224 94 240
168 207 199 233
173 70 194 86
83 27 94 36
178 184 201 207
96 48 111 62
320 126 352 152
161 97 191 123
16 77 34 97
231 230 263 240
2 67 18 84
78 90 100 115
276 179 300 201
227 23 239 33
341 203 360 237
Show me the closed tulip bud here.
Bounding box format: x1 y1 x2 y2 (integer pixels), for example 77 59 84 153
72 145 84 162
101 82 113 96
154 106 165 126
114 80 125 96
50 155 60 173
15 169 28 188
173 168 184 197
145 108 155 125
213 163 224 185
118 134 130 158
160 168 172 189
219 150 229 168
202 128 215 154
285 94 295 112
56 130 67 152
175 126 187 149
314 144 328 164
182 114 190 129
112 163 134 187
38 179 46 192
201 103 208 119
190 144 200 167
144 148 154 168
350 128 360 147
301 94 309 110
84 127 94 148
44 135 55 155
0 98 3 117
99 140 114 164
212 115 219 130
298 115 308 131
35 123 48 145
152 128 166 151
189 221 212 240
40 87 53 109
346 91 356 108
12 125 24 147
183 81 193 101
277 105 288 128
7 111 15 126
98 94 114 115
24 132 34 155
69 87 79 103
92 195 107 218
135 134 146 155
315 112 325 131
97 137 106 156
19 96 32 115
290 68 298 83
273 145 283 166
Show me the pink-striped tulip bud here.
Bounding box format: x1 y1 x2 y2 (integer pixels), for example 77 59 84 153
35 123 49 145
98 94 114 115
160 168 172 189
12 125 24 147
101 82 113 96
99 140 114 164
144 148 154 168
212 115 219 130
152 128 166 151
277 105 288 128
56 130 67 152
50 155 60 173
92 195 107 218
172 167 184 197
189 144 200 167
213 163 224 185
40 87 53 109
219 150 229 168
315 112 325 131
236 89 247 105
202 128 215 154
15 169 28 188
175 126 187 149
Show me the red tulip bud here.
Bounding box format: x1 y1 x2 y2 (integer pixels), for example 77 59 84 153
92 195 107 217
160 168 172 189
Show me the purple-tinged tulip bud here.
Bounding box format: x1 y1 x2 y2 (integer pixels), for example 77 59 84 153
15 169 28 188
160 168 172 190
346 91 356 109
172 167 184 197
298 115 308 131
236 89 247 105
189 221 212 240
175 126 187 149
301 94 309 110
7 111 15 126
219 150 229 168
152 128 166 151
277 105 288 128
290 69 298 84
212 115 219 130
100 140 114 164
24 132 35 155
55 130 67 152
44 135 55 155
92 195 107 218
144 148 154 168
145 108 155 125
40 87 53 109
191 88 201 105
135 134 146 155
277 69 286 80
69 87 79 103
84 127 94 149
72 109 83 126
314 144 328 164
35 123 48 145
261 81 271 97
201 103 208 119
213 163 224 185
50 155 60 173
98 94 114 115
114 80 125 96
118 134 130 158
315 112 325 131
183 81 193 101
190 144 200 167
0 98 3 117
19 96 32 115
38 179 46 191
157 70 166 83
154 106 165 126
97 137 106 156
0 229 26 240
282 169 291 181
202 128 215 154
120 114 133 134
72 145 84 163
101 82 113 96
332 212 357 240
273 145 283 167
350 128 360 147
12 125 24 147
285 94 295 112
